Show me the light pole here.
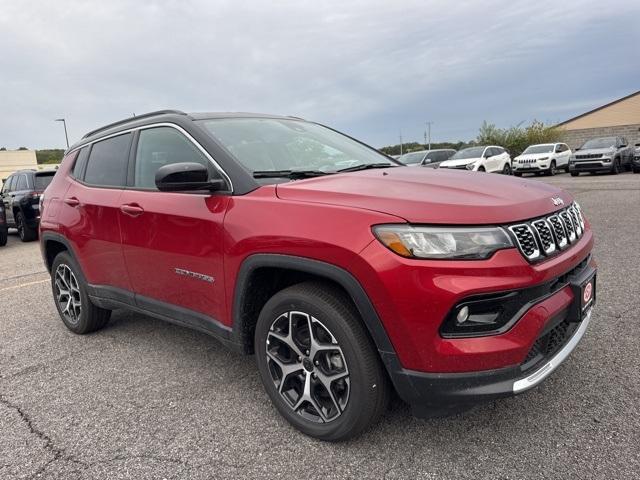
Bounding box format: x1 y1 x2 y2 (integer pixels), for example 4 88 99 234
55 118 69 148
425 121 433 150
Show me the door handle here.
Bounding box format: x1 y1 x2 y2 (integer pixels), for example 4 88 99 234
120 203 144 217
64 197 80 207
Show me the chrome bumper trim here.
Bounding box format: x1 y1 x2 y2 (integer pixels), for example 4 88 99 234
512 308 592 393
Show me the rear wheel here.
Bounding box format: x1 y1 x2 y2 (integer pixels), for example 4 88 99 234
254 282 389 441
16 211 37 242
502 163 511 175
0 227 7 246
51 252 111 334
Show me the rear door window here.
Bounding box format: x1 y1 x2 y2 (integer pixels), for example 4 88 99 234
84 133 132 187
16 175 28 191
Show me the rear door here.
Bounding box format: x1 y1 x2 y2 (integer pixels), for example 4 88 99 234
1 175 15 225
60 134 133 292
118 125 231 327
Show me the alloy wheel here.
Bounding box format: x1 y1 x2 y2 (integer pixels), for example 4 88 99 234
265 311 350 423
54 264 82 325
17 214 24 240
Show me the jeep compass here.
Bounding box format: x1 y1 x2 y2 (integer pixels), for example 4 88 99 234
40 110 596 441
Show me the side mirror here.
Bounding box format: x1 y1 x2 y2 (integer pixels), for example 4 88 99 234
155 162 225 192
635 143 640 147
619 144 627 148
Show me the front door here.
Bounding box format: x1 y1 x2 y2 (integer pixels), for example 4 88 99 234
118 126 231 328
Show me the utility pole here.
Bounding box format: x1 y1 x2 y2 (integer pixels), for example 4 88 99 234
425 121 434 150
55 118 69 148
399 132 403 156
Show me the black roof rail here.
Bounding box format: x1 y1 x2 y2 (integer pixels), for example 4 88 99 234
82 110 188 139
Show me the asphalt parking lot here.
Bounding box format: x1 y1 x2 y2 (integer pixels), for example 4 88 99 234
1 172 639 479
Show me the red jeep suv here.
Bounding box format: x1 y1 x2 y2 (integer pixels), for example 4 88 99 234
40 110 596 441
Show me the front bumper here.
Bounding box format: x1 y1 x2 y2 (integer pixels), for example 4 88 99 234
569 160 613 173
385 261 596 417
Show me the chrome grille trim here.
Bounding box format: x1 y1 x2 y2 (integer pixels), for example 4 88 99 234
508 203 584 262
508 224 541 260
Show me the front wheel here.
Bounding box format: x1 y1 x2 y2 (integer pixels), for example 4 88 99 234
502 163 511 175
570 171 579 177
0 227 7 246
546 160 557 176
612 159 620 175
254 282 390 441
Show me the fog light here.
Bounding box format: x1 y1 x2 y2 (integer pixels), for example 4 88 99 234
456 306 469 324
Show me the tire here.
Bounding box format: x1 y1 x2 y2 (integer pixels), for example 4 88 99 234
633 167 639 174
612 158 620 175
0 227 7 246
513 172 522 177
254 281 390 441
546 160 556 176
570 172 579 177
502 162 511 175
477 166 486 172
564 165 570 173
16 211 37 242
51 252 111 334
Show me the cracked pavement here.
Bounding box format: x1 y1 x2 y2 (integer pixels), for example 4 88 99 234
1 172 639 479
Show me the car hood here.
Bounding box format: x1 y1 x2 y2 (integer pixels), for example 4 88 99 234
275 168 572 224
575 147 616 156
439 157 481 168
516 153 552 160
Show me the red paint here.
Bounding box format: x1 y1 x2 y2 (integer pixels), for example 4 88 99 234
41 153 595 374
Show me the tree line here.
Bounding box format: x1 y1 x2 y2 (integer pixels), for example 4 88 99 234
380 120 564 158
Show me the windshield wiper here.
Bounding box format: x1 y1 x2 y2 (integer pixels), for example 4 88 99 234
252 169 331 180
337 163 398 173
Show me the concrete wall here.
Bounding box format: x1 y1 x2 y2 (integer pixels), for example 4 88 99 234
560 124 640 150
0 150 38 181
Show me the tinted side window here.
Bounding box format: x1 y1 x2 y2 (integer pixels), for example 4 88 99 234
84 133 132 187
34 172 55 191
16 175 28 191
134 127 214 189
72 147 90 179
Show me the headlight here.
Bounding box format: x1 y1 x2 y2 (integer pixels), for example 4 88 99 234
465 162 476 170
373 225 514 260
538 157 549 161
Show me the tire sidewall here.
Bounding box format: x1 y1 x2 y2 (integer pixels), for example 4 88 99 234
254 289 377 440
51 252 93 334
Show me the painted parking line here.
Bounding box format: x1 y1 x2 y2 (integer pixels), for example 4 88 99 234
0 279 49 292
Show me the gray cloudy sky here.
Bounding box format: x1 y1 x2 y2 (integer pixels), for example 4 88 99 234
1 0 639 150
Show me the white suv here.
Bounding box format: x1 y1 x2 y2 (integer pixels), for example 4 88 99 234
513 143 571 176
439 145 511 174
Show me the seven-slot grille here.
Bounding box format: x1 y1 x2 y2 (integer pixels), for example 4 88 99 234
575 153 602 159
508 203 585 262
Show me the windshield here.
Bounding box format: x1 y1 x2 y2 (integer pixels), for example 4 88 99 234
450 147 485 160
198 118 394 173
34 172 55 190
523 144 554 154
581 137 616 149
398 151 425 165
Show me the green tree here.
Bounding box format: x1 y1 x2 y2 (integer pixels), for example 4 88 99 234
36 149 65 165
476 120 564 157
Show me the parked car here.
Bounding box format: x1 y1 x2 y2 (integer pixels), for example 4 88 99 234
513 143 571 176
40 110 596 441
0 169 56 241
439 145 512 174
0 201 7 246
632 143 640 173
397 149 456 168
569 136 634 176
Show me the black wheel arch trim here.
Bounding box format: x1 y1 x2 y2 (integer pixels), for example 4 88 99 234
231 254 409 384
40 232 80 272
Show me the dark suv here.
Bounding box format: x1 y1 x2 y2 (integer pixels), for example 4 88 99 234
40 110 596 441
569 136 634 176
0 200 7 246
1 169 55 241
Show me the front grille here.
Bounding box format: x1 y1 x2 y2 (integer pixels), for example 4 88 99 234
575 153 602 159
518 158 538 164
508 202 585 262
